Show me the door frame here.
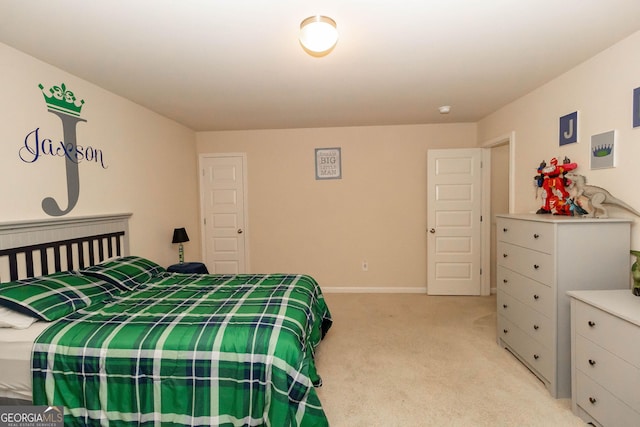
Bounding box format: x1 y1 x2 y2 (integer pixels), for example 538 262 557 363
198 152 250 273
481 131 515 295
481 132 515 214
480 147 491 296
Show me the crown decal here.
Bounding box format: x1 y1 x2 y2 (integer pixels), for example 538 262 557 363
592 144 613 157
38 83 85 117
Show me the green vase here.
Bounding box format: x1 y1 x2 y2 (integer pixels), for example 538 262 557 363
632 250 640 297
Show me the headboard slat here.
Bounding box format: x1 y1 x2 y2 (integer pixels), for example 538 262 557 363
65 244 73 273
40 249 49 276
8 254 18 282
53 246 62 273
108 237 115 258
77 242 85 270
88 241 96 267
25 251 34 278
98 239 105 263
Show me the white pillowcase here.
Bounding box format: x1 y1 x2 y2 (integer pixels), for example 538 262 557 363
0 306 38 329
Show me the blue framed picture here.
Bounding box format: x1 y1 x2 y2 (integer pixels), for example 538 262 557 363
634 87 640 128
559 111 578 146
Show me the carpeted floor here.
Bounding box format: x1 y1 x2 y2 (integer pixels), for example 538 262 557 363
314 293 586 427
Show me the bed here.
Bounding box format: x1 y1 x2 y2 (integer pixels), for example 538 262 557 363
0 214 332 426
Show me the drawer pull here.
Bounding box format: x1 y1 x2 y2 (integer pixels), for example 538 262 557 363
503 253 508 258
589 397 597 405
533 354 540 360
503 279 508 283
503 329 508 334
533 294 539 300
533 325 539 330
502 304 508 309
588 321 596 328
533 264 540 269
588 359 596 366
503 228 508 233
533 233 540 239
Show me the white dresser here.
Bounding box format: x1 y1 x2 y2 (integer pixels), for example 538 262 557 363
495 214 631 398
568 290 640 426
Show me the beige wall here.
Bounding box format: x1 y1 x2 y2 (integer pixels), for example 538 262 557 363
197 124 477 290
0 43 201 267
478 30 640 256
6 27 640 290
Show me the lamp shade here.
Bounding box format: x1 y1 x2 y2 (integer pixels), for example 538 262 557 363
299 15 338 54
171 228 189 244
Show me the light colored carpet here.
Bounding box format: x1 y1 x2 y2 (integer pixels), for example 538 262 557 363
314 293 586 427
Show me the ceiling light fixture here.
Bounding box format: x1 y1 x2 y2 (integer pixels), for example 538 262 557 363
439 105 451 114
299 15 338 56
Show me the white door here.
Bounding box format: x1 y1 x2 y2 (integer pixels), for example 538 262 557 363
200 153 248 274
427 148 483 295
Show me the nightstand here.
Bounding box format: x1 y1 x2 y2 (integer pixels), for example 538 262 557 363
167 262 209 274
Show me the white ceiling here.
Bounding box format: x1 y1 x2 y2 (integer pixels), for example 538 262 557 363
2 1 640 132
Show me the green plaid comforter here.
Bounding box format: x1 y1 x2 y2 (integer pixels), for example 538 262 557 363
32 273 332 426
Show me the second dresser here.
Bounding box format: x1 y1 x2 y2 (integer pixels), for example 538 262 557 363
495 213 631 398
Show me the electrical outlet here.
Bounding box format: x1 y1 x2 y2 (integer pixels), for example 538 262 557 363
362 260 368 271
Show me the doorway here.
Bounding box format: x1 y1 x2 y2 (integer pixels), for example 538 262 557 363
485 133 513 294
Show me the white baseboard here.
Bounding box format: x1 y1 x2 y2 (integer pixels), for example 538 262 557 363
322 286 427 294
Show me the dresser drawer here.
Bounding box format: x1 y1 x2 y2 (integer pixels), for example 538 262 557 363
497 241 554 285
498 291 552 347
497 266 553 318
574 301 640 367
575 372 640 427
575 335 640 412
496 217 554 254
498 314 552 380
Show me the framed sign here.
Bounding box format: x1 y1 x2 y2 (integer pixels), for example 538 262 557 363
633 87 640 128
590 130 616 170
559 111 578 146
315 147 342 180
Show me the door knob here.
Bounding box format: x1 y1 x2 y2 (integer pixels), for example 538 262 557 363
237 229 243 234
429 228 435 233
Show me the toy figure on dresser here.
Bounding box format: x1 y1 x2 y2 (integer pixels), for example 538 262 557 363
565 172 640 218
534 157 578 215
631 250 640 296
566 198 589 216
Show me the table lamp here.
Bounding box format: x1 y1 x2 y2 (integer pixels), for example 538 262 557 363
171 227 189 264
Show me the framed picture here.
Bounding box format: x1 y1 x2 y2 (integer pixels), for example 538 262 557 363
590 130 616 169
559 111 578 146
633 87 640 128
315 147 342 180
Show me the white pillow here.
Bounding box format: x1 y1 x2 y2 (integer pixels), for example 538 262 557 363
0 306 38 329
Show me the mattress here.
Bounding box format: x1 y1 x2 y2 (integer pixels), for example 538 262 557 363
0 322 49 401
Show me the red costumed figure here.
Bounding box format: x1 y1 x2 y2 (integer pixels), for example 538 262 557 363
536 157 578 215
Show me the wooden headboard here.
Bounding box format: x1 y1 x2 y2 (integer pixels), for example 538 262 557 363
0 213 131 283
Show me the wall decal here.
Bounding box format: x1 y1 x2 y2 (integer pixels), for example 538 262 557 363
559 111 578 146
633 87 640 128
590 130 616 170
19 83 107 217
315 147 342 180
